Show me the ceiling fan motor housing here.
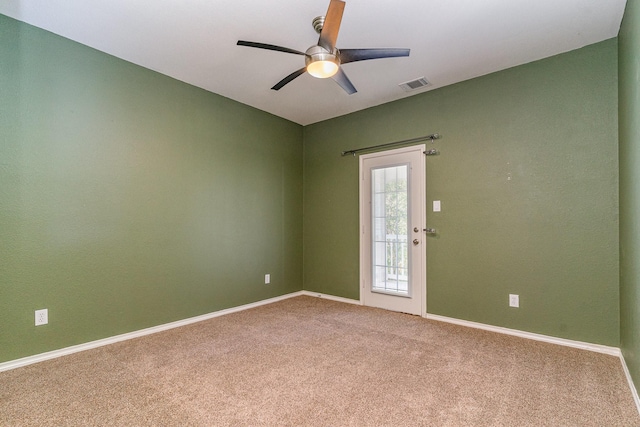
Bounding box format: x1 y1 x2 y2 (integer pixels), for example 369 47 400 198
305 45 339 65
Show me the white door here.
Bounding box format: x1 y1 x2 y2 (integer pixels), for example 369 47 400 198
360 145 426 316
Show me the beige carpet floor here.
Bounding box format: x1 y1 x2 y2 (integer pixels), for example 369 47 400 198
1 296 638 426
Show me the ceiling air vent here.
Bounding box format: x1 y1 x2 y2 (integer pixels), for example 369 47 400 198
399 77 430 92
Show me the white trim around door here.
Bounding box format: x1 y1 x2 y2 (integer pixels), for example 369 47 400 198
359 144 426 316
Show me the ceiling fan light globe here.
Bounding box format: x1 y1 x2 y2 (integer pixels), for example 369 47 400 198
307 60 339 78
305 45 340 79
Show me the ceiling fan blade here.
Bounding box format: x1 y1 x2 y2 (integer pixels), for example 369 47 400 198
332 67 357 95
339 48 410 64
237 41 306 56
271 67 308 91
318 0 345 52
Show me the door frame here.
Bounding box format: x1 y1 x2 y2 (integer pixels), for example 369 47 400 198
358 144 427 317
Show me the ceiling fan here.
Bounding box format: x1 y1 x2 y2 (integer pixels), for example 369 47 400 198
237 0 410 95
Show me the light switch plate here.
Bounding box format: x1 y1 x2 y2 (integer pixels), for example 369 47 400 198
433 200 441 212
509 294 519 308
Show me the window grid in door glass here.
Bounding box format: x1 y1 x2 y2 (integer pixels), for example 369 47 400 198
371 165 410 296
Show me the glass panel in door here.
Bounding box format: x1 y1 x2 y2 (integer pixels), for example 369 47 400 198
371 165 410 296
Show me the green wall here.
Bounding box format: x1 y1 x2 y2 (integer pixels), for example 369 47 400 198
304 39 619 346
0 15 303 363
620 0 640 395
0 9 627 365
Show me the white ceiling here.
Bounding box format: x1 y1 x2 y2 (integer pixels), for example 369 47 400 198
1 0 627 125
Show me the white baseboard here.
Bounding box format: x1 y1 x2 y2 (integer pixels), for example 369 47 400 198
0 291 305 373
300 290 362 305
620 351 640 414
426 313 620 356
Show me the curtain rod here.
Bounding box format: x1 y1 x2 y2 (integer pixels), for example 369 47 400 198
341 134 441 156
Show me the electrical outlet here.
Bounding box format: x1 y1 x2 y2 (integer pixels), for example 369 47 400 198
509 294 519 308
265 274 270 284
35 309 48 326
